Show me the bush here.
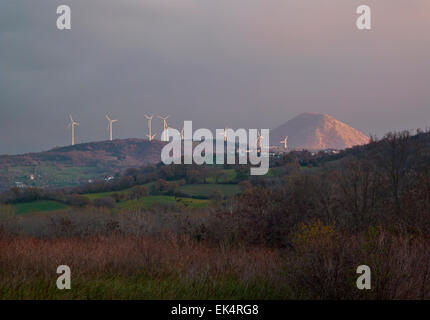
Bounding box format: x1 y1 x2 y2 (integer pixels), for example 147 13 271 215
93 197 116 209
66 194 91 207
129 186 147 200
111 193 127 203
0 204 15 219
209 189 224 205
291 219 337 249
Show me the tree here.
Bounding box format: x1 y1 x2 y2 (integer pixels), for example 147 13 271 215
209 189 224 206
111 192 127 203
93 197 116 209
66 194 91 207
234 166 249 182
377 131 411 210
151 179 169 194
117 176 135 190
124 168 140 181
129 186 147 200
166 182 179 195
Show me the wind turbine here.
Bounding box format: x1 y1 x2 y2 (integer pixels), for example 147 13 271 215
217 127 229 142
67 114 79 146
280 136 288 149
157 115 170 141
167 126 177 141
105 114 118 141
257 129 264 149
144 115 157 141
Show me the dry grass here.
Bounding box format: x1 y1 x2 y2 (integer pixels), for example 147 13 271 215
1 207 430 299
0 233 289 299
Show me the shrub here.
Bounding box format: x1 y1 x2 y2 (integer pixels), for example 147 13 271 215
66 194 91 207
129 186 147 200
292 219 337 249
111 192 127 203
0 204 15 219
209 189 224 205
93 197 116 209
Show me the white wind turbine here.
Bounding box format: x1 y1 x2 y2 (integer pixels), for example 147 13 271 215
217 127 229 142
105 114 118 141
144 115 157 141
257 129 264 149
157 115 170 141
67 114 79 146
167 126 177 141
280 136 288 149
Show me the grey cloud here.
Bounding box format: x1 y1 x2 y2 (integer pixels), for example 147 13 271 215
0 0 429 154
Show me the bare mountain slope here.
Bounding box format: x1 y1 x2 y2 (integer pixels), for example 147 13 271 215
270 113 369 150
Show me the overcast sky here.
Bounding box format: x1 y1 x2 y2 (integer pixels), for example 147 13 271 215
0 0 429 154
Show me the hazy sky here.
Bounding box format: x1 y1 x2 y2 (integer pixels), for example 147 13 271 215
1 0 429 154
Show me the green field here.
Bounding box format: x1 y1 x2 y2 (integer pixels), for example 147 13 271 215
205 169 236 183
84 188 130 201
10 178 237 215
11 195 208 215
13 200 69 215
179 184 240 198
119 195 209 210
83 182 157 200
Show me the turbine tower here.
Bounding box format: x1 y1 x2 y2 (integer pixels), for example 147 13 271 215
105 114 118 141
217 127 229 142
157 115 170 141
280 136 288 149
257 129 264 149
67 114 79 146
144 115 157 141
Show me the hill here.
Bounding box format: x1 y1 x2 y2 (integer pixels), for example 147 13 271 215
0 139 166 191
270 113 369 150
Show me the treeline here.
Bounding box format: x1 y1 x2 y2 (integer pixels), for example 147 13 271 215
198 130 430 247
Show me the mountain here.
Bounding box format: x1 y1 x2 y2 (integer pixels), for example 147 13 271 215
270 113 369 150
0 139 166 191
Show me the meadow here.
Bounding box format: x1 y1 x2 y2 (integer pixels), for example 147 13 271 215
178 184 240 198
118 195 209 210
13 200 68 215
0 235 289 300
11 195 209 215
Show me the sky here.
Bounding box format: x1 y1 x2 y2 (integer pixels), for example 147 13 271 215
0 0 429 155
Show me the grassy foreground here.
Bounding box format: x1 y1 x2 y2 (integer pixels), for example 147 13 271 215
0 236 291 300
1 275 289 300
